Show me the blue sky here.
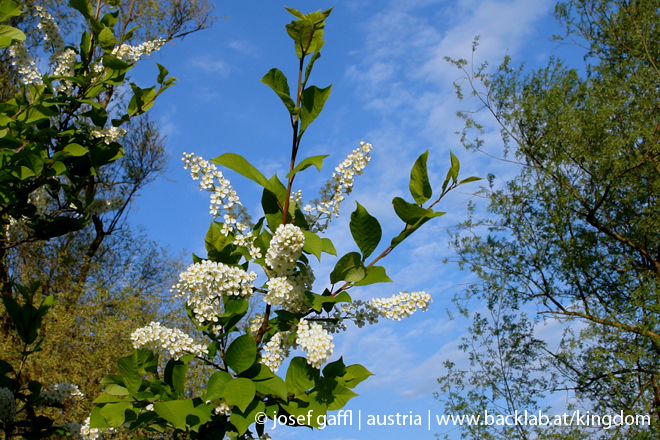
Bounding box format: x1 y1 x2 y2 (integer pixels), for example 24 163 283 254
123 0 585 438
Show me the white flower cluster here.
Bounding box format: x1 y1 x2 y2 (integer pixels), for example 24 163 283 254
182 153 261 259
303 142 373 232
9 41 42 85
265 224 305 275
208 399 232 416
295 319 334 369
130 321 208 360
87 195 124 214
260 331 293 372
112 39 166 63
35 6 65 56
52 48 77 93
39 382 84 405
264 269 314 313
172 260 258 324
90 126 127 145
62 417 116 440
368 291 432 321
0 387 16 422
329 299 380 331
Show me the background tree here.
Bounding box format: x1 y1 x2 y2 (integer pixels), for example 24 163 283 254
0 0 214 436
436 0 660 439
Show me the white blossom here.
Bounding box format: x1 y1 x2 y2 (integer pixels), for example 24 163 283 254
260 331 293 373
303 142 373 232
182 152 261 258
264 268 314 313
111 39 166 63
295 319 334 369
90 126 127 144
265 224 305 276
172 260 257 324
39 382 84 405
368 291 432 321
130 321 207 360
61 417 116 440
34 5 65 57
0 387 16 422
9 41 42 85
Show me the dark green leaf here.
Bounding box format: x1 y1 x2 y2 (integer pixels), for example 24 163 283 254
299 85 332 137
352 266 393 286
349 202 381 259
409 150 432 204
286 357 320 393
225 335 257 374
329 252 366 284
210 153 271 189
286 154 329 178
69 0 93 19
153 400 195 430
230 400 264 436
260 68 296 113
117 351 141 394
302 229 322 261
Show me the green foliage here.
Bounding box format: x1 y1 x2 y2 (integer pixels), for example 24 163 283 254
437 0 660 438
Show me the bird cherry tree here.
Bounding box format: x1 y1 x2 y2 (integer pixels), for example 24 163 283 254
90 6 481 440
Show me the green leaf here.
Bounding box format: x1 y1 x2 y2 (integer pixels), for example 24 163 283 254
64 143 88 157
224 378 256 412
442 150 460 191
349 202 382 260
254 376 287 400
210 153 271 189
392 197 443 226
458 176 483 185
100 11 118 27
156 63 168 84
286 154 329 178
205 221 233 252
322 357 346 379
284 6 306 20
0 25 25 47
286 357 320 393
299 85 332 137
303 51 321 88
342 364 373 388
230 400 264 436
36 295 54 318
225 335 257 374
409 150 432 204
352 266 393 286
99 401 135 427
153 399 195 430
260 68 296 114
69 0 93 19
92 393 122 404
117 351 141 395
329 252 366 284
313 378 357 411
98 27 116 50
321 238 336 256
305 291 352 313
127 85 156 116
205 371 232 401
0 0 23 22
302 229 322 261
